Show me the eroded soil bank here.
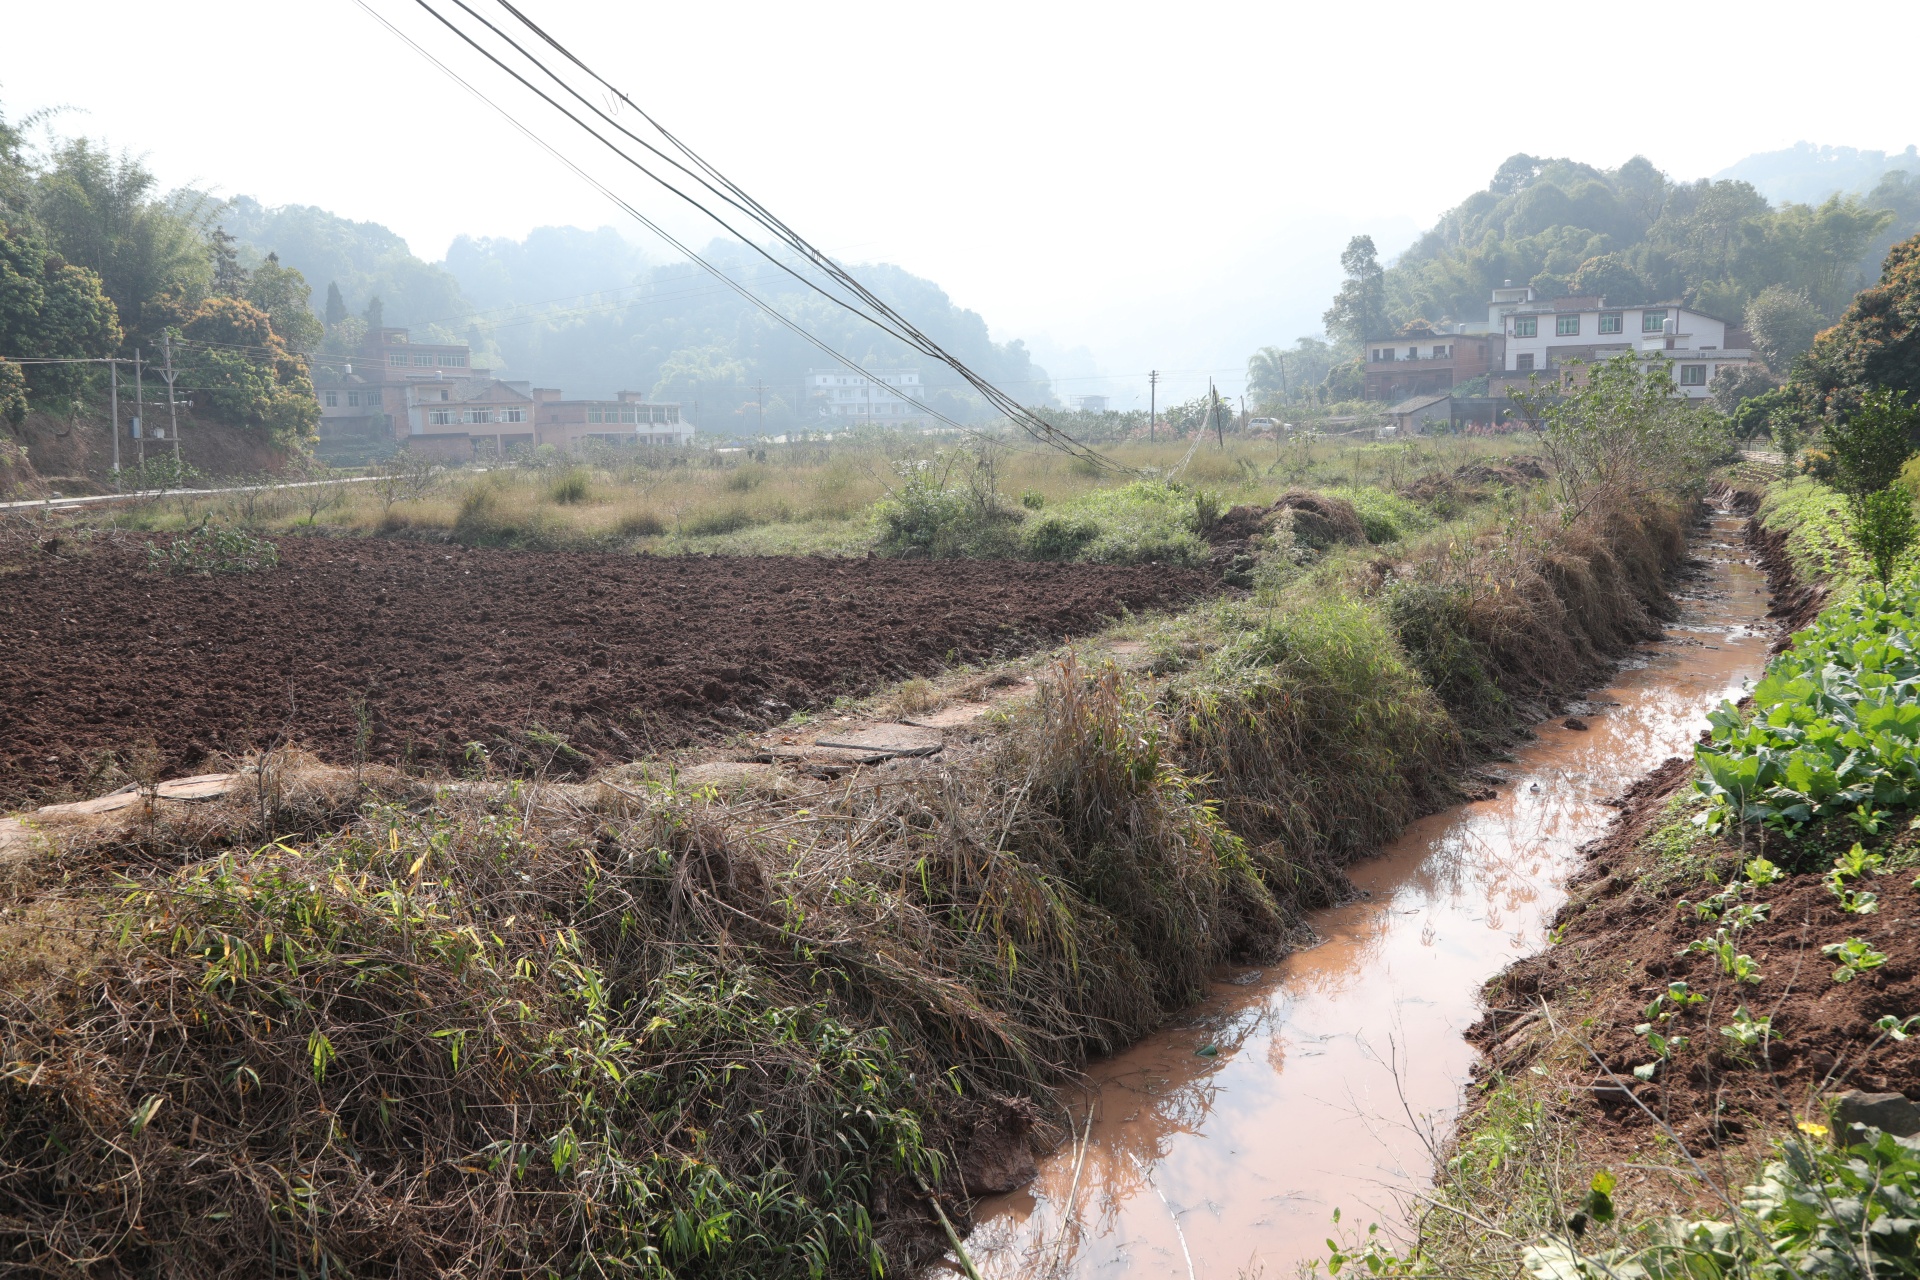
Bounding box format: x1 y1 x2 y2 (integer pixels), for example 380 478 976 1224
963 513 1773 1278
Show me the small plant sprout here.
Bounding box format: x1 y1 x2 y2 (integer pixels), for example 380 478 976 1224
1745 856 1784 886
1847 803 1892 836
1873 1013 1919 1042
1722 902 1772 932
1720 1006 1773 1049
1566 1170 1617 1237
1832 842 1886 880
1682 929 1763 984
1822 938 1889 983
1643 981 1704 1023
1632 1023 1689 1080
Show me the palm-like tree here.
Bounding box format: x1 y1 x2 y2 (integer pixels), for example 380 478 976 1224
1246 346 1288 401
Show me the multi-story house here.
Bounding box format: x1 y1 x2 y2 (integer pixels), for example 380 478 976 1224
1362 331 1504 402
807 369 928 423
1489 291 1755 400
313 329 691 458
530 389 691 450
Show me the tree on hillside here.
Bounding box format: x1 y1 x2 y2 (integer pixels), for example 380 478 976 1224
1745 285 1825 370
167 296 318 442
30 139 214 346
1568 253 1652 303
0 219 121 407
243 253 323 352
324 281 348 329
1323 236 1388 349
1797 232 1920 417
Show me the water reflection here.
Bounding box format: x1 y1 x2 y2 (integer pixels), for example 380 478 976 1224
966 520 1773 1279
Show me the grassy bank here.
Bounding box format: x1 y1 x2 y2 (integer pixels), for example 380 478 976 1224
1384 471 1920 1280
1 381 1719 1275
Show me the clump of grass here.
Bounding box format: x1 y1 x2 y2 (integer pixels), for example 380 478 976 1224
681 506 768 537
546 467 592 504
614 507 666 538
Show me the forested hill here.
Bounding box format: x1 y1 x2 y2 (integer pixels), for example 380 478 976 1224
1380 153 1920 329
221 198 1050 430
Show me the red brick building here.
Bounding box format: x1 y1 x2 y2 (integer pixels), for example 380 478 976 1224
1362 331 1504 402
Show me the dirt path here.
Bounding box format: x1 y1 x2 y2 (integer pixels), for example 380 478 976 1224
1 536 1214 807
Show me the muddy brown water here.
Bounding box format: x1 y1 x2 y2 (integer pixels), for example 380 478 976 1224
962 515 1773 1279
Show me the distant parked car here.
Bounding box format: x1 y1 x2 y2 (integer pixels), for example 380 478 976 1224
1249 417 1279 430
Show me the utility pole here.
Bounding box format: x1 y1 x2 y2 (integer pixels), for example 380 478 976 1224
1148 370 1158 443
110 359 120 474
134 348 145 468
756 379 765 434
1212 381 1224 449
162 332 181 464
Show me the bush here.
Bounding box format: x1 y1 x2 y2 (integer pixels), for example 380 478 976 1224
146 524 280 575
615 509 666 538
1023 514 1099 561
546 468 592 504
871 459 1020 559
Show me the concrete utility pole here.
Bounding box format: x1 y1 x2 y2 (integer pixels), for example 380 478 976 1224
1212 381 1224 449
161 332 181 463
133 349 145 468
756 379 765 433
110 359 120 474
1148 369 1159 443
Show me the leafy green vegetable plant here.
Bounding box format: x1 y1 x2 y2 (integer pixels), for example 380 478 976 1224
1822 937 1889 982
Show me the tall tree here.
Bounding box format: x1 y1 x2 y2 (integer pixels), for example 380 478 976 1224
324 280 348 329
1798 233 1920 417
244 253 322 352
1744 285 1825 371
0 219 122 406
1323 235 1389 349
30 139 213 347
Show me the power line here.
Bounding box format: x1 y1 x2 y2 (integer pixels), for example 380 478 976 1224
379 0 1125 471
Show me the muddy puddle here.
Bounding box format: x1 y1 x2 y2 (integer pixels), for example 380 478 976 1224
961 514 1773 1279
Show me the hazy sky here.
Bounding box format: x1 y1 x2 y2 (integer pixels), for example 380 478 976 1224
5 0 1917 404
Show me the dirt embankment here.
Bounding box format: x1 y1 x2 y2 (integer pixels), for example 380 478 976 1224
1465 505 1915 1207
0 536 1215 807
7 409 294 495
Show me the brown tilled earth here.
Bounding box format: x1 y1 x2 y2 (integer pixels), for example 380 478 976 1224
1479 757 1920 1170
1 536 1215 808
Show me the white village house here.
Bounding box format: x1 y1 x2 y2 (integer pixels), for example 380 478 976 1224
1485 286 1755 399
806 369 928 423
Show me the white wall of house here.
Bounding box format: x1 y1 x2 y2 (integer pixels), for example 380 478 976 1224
808 370 927 419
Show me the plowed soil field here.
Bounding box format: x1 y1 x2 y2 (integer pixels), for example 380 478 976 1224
2 537 1215 807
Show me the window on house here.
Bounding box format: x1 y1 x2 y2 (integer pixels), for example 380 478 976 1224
1515 354 1535 372
365 389 381 406
1514 317 1538 337
438 353 468 367
503 408 525 423
587 409 604 424
1680 364 1707 386
1642 310 1668 333
413 353 432 366
464 409 493 425
1556 315 1581 336
619 408 637 424
439 390 450 401
388 353 407 367
1598 312 1623 334
323 391 339 407
429 409 455 425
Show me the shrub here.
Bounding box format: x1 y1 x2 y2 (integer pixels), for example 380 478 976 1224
1040 482 1211 566
546 467 592 504
871 458 1020 559
1336 486 1434 544
615 508 666 538
146 524 280 574
1023 514 1099 561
